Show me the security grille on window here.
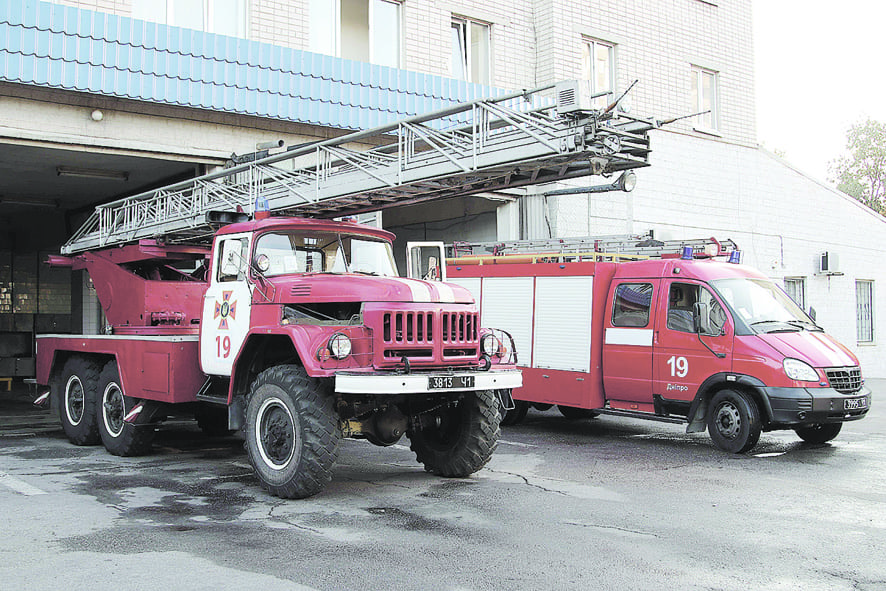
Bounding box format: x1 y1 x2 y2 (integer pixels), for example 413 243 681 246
132 0 247 37
856 280 875 343
451 17 490 85
582 38 615 107
309 0 401 68
784 277 806 310
691 65 719 132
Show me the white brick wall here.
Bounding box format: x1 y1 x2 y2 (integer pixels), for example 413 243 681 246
544 131 886 376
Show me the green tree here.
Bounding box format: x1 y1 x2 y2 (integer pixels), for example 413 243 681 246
829 118 886 214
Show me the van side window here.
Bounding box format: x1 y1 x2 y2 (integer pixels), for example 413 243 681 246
217 237 249 283
667 282 727 333
612 283 653 327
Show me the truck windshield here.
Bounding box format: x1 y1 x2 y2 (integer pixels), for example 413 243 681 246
710 278 819 333
254 231 398 277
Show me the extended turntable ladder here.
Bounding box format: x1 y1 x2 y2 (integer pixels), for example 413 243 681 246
62 81 660 255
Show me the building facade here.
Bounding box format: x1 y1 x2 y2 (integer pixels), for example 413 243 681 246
1 0 885 375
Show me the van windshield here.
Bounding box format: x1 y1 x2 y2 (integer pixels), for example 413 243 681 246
710 278 820 333
253 231 398 277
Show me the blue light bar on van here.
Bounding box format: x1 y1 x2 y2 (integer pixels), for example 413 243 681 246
728 250 742 264
681 246 694 260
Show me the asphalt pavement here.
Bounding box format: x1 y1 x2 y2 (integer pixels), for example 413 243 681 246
1 380 884 591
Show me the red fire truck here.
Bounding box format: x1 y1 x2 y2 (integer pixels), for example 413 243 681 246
412 235 872 453
33 82 659 496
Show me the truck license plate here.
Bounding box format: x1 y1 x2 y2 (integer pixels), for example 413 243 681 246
428 376 475 390
844 397 868 411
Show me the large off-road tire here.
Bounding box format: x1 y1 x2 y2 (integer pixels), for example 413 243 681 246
245 365 340 499
557 405 599 420
408 389 501 477
57 356 102 446
795 422 842 444
97 362 155 456
195 405 233 437
707 388 762 453
500 400 529 426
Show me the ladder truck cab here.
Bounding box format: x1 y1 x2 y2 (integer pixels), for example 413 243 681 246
422 235 871 453
35 81 659 497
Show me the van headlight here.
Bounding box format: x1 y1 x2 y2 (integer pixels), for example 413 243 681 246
328 333 352 360
783 358 818 382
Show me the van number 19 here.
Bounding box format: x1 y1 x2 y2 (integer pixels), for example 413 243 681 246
667 356 689 378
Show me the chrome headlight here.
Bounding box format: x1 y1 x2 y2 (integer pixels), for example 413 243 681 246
783 358 818 382
481 334 501 357
328 333 352 360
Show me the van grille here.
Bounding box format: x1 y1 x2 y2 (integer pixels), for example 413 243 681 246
824 367 862 394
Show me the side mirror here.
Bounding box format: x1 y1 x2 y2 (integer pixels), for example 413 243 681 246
694 302 712 335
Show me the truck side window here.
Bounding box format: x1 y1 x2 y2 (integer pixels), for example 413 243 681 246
667 283 697 332
612 283 653 327
217 238 249 282
667 283 727 334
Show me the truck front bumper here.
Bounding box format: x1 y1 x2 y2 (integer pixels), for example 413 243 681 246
334 368 522 395
765 385 871 427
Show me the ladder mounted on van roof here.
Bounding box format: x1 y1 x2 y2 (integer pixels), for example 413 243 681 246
62 81 660 255
448 232 739 264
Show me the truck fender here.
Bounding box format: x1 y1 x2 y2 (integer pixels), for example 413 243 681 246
686 373 773 433
228 331 302 404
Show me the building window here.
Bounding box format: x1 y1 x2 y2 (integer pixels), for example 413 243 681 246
132 0 247 38
451 17 490 85
856 280 875 343
784 277 806 310
582 38 615 107
309 0 401 68
691 65 719 132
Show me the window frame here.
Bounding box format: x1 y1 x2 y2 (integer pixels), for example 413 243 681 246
691 65 720 134
132 0 248 38
856 279 875 344
451 16 491 85
310 0 402 68
611 282 654 328
783 277 806 311
582 37 616 105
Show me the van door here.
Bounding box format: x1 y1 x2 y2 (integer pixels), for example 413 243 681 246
652 280 733 405
602 280 660 406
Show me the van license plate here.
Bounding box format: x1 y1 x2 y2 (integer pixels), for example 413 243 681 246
428 376 475 390
844 397 868 410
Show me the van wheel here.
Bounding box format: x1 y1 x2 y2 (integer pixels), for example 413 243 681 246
97 362 155 456
408 390 500 477
58 356 101 445
501 400 528 426
707 389 761 453
795 423 842 444
558 405 599 420
245 365 340 499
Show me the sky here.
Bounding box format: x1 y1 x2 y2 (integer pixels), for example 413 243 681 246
753 0 886 185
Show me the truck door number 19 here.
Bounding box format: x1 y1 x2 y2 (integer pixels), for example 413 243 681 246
216 335 231 358
667 355 688 378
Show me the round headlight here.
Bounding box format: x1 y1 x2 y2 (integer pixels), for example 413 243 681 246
783 358 818 382
328 333 352 360
481 334 500 357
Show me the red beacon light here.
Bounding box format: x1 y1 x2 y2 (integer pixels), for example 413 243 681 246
254 195 271 220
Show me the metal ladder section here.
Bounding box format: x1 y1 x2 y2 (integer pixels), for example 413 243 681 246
61 82 659 254
448 233 738 261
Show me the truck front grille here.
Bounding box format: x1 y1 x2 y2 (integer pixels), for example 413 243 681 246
442 312 477 343
383 311 433 344
824 367 862 394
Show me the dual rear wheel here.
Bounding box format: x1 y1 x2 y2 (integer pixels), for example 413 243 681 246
56 357 154 456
